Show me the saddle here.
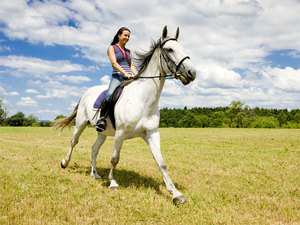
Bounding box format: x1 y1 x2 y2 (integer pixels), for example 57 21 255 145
93 85 124 129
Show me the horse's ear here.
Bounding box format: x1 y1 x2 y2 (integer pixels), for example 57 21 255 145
175 27 180 40
162 26 168 40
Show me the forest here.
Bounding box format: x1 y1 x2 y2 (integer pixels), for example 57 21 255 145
1 98 299 128
160 101 300 128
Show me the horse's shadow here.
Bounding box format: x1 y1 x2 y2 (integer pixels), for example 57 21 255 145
68 163 184 195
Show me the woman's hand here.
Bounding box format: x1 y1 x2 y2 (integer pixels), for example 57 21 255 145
124 72 135 79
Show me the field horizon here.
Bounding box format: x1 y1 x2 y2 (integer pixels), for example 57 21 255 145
0 127 299 224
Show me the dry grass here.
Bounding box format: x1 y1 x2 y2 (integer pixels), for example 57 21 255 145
0 127 299 224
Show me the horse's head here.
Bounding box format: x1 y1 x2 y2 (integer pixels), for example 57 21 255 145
160 26 196 85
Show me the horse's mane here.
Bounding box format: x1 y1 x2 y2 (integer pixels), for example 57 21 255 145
121 38 162 87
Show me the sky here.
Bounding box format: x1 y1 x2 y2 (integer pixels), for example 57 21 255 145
0 0 300 120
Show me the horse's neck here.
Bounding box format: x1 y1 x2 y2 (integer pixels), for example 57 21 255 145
128 50 165 109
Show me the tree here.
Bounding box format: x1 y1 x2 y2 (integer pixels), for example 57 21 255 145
53 114 75 126
277 110 288 127
158 105 299 128
7 112 26 126
54 114 66 120
23 114 38 126
39 121 51 127
209 111 230 128
177 112 201 128
0 98 4 126
251 116 279 128
0 97 9 126
160 108 186 127
294 112 300 123
226 101 249 128
197 115 209 127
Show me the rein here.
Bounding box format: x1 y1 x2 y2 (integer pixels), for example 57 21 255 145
134 38 190 80
133 74 174 80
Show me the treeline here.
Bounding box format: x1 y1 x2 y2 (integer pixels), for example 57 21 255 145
0 98 55 127
160 101 300 128
0 111 52 127
1 98 300 128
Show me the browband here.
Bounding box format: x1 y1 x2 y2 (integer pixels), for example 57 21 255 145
160 38 177 46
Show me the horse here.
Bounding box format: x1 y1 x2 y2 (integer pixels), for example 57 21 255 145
52 26 196 204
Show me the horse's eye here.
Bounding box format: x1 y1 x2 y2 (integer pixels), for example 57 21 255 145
166 48 173 53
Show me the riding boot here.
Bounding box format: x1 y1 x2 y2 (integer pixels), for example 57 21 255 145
95 99 110 132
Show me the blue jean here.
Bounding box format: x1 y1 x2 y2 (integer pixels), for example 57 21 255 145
105 73 128 101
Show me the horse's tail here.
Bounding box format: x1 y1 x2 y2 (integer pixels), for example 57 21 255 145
51 103 79 135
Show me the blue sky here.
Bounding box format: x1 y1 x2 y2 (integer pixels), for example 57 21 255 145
0 0 300 120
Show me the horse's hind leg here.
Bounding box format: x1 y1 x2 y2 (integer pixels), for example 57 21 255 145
61 121 88 168
91 133 107 179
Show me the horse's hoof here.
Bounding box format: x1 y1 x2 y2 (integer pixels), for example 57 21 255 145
109 186 119 191
92 174 102 179
91 171 101 179
173 195 186 205
61 159 68 169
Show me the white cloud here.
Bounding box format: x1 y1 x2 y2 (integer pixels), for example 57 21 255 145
0 87 6 96
25 89 39 94
56 74 91 84
262 67 300 92
8 91 19 96
0 86 18 96
193 63 243 89
0 55 86 76
288 51 300 59
36 109 61 117
100 75 111 86
162 80 184 96
0 45 11 52
18 96 37 107
68 100 79 111
36 109 60 114
1 0 300 68
183 0 263 18
158 62 300 109
35 80 87 99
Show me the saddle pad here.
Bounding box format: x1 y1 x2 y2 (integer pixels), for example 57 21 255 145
93 90 108 109
93 86 124 129
93 87 125 110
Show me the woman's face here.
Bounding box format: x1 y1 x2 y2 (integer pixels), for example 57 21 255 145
118 30 130 45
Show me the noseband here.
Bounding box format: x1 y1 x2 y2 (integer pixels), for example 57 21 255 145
160 38 190 79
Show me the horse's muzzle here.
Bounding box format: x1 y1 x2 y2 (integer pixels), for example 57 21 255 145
178 68 196 85
187 69 196 81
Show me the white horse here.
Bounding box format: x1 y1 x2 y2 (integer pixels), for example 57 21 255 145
53 26 196 204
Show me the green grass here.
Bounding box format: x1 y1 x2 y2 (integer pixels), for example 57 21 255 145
0 127 299 224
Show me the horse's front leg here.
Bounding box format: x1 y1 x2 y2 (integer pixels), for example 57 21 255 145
108 130 124 190
143 130 186 204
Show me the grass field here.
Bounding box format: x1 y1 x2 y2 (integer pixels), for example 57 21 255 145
0 127 299 224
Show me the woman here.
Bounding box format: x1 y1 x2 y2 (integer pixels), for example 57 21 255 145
96 27 138 132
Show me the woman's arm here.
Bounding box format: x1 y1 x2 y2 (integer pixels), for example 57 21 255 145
107 46 134 79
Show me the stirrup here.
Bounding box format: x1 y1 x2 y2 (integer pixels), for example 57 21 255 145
95 118 107 132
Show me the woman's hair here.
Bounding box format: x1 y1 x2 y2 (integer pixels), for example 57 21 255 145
111 27 131 45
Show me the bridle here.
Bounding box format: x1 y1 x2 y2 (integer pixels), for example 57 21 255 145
159 38 190 79
134 38 190 80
